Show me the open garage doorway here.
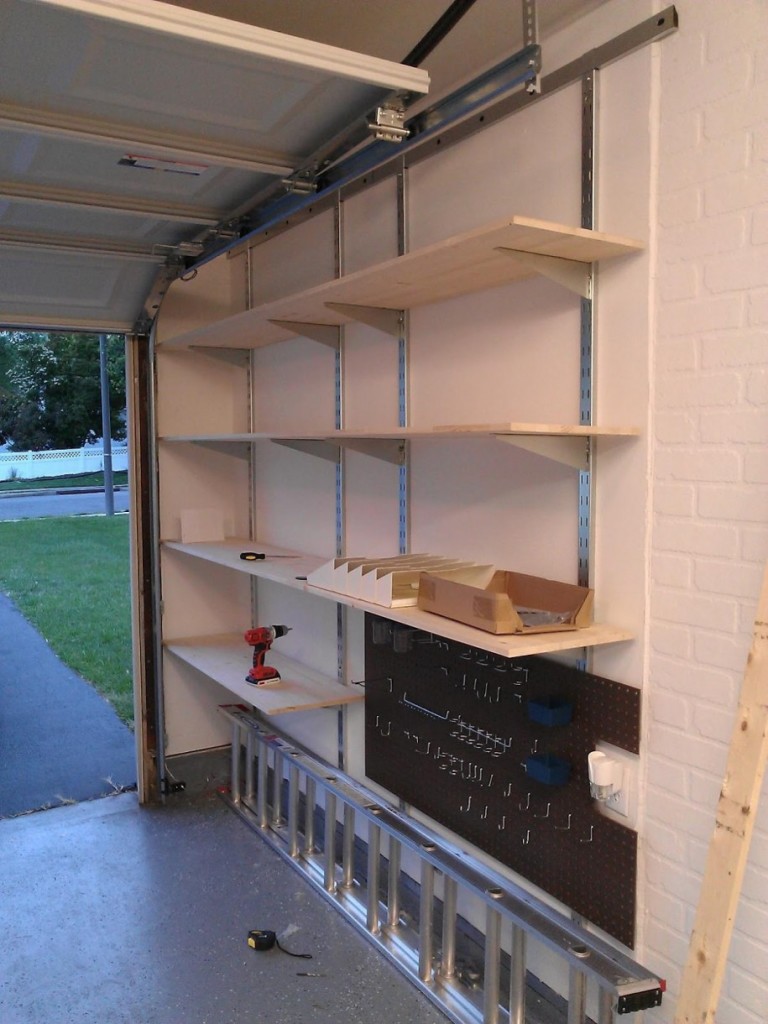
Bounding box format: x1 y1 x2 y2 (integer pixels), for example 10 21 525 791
0 331 137 818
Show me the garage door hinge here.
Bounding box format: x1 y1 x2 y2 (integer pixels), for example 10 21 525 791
368 103 409 143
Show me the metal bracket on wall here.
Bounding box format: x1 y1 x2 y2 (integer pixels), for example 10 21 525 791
267 320 341 348
187 346 250 367
325 302 403 338
335 438 406 466
495 434 589 471
496 248 592 299
271 438 340 463
191 439 252 460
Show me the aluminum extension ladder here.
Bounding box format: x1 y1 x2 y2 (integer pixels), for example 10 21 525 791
219 705 664 1024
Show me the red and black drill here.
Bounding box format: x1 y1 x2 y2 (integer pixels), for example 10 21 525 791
244 625 291 685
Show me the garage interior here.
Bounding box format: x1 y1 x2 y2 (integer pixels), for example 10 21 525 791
1 3 766 1024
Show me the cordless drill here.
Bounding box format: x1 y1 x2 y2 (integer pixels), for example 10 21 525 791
244 625 291 684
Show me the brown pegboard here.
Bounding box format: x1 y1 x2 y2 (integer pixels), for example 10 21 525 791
364 614 640 947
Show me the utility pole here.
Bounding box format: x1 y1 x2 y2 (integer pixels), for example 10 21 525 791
99 334 114 516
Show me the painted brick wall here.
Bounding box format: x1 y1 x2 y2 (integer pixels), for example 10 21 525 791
646 2 768 1020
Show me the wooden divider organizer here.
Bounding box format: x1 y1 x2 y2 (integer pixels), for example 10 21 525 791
307 555 496 608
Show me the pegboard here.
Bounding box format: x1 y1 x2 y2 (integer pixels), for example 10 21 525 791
364 614 640 947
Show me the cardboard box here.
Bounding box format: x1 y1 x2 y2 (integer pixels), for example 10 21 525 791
417 569 594 635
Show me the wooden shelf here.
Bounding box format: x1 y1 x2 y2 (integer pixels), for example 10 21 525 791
158 215 643 351
162 423 640 442
163 539 323 588
166 634 361 714
163 538 633 660
161 423 639 470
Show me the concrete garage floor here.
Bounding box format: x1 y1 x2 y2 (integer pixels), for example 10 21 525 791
0 792 448 1024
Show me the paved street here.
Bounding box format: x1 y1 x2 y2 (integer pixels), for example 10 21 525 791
0 488 130 521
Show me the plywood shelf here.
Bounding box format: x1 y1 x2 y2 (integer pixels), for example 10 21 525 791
166 634 361 714
161 423 640 442
163 538 633 660
163 538 323 589
158 215 642 351
160 423 639 469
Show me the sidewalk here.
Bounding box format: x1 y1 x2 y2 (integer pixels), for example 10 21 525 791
0 592 136 818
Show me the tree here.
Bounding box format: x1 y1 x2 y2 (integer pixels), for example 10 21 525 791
0 331 126 450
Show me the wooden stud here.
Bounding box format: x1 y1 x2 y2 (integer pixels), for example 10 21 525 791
675 562 768 1024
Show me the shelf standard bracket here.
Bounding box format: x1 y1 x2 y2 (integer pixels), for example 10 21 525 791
188 346 250 367
335 438 406 465
271 438 340 463
191 439 252 460
325 302 403 338
495 434 589 470
522 0 541 95
268 320 341 348
495 248 593 299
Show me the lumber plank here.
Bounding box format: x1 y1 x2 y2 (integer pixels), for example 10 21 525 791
675 562 768 1023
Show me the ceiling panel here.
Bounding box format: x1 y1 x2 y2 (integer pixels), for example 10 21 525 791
0 201 193 244
0 130 269 208
0 0 430 331
1 0 610 333
1 3 398 156
0 246 162 331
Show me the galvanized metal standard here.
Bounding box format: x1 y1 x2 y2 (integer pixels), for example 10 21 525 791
335 196 348 772
578 71 597 591
522 0 540 95
397 162 411 556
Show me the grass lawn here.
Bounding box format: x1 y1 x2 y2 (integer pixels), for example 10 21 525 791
0 516 134 728
0 470 129 492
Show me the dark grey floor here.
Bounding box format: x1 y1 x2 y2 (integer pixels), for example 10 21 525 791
0 792 448 1024
0 593 136 818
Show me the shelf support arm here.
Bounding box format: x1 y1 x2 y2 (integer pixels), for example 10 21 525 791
495 434 588 470
271 439 340 463
495 247 593 298
268 320 341 348
335 438 406 465
325 302 403 338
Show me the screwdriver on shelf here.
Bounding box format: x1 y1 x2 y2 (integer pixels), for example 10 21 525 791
239 551 299 560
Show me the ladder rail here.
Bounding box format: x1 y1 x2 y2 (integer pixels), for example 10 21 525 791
221 705 663 1022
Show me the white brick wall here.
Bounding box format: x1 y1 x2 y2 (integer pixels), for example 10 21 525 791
646 1 768 1020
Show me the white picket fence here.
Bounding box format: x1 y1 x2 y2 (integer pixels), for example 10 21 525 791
0 445 129 481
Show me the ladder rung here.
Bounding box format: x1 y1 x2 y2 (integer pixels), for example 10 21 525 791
217 705 664 1024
